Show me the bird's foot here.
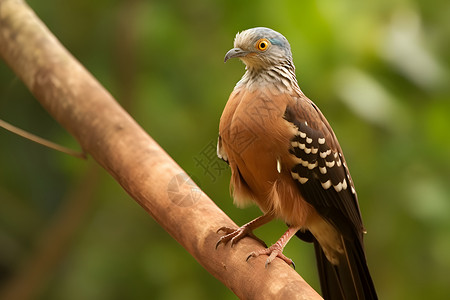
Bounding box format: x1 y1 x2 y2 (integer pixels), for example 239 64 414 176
216 225 267 249
246 226 300 269
246 243 296 269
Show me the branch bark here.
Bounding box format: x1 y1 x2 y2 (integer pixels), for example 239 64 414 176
0 0 322 299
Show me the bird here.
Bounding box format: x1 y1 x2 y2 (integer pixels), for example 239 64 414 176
215 27 377 300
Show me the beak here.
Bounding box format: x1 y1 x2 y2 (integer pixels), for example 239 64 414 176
224 47 249 63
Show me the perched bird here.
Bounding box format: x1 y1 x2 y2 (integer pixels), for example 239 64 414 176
216 27 377 300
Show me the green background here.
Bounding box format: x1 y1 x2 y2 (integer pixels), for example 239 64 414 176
1 0 450 299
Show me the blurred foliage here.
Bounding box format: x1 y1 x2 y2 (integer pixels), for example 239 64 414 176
1 0 450 299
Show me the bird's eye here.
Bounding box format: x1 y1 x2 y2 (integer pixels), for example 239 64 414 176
256 39 270 51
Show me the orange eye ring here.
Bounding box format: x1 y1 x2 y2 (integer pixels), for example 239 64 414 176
256 38 270 51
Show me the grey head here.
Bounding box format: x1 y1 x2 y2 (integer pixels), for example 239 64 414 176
224 27 293 71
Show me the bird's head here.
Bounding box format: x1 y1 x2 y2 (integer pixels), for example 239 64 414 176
224 27 293 71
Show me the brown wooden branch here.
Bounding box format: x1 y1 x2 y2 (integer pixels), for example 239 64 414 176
0 0 322 299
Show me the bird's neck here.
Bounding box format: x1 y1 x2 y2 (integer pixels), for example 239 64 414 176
236 60 303 96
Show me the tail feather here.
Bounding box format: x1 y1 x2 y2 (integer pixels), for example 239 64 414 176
312 237 377 300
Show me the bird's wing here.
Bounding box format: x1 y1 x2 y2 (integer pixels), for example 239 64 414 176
217 135 229 164
284 95 365 242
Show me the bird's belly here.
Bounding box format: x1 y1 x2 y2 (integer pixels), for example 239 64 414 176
224 120 315 227
219 87 316 226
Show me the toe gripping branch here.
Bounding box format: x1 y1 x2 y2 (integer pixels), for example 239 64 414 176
215 225 267 249
215 214 299 269
215 214 274 249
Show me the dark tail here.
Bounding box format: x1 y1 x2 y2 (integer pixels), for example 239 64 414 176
312 236 377 300
295 229 377 299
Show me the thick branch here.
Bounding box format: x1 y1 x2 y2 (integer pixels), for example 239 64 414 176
0 0 322 299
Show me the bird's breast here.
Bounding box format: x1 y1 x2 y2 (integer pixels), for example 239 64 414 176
219 86 315 226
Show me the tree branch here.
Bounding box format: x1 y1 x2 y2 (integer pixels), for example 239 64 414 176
0 0 322 299
0 118 86 158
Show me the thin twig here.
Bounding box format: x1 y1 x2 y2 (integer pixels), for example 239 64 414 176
0 118 86 159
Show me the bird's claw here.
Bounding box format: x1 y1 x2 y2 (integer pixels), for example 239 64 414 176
215 226 239 249
216 226 236 235
215 225 267 249
246 246 295 269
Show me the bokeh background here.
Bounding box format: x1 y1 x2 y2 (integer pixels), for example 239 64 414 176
1 0 449 299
